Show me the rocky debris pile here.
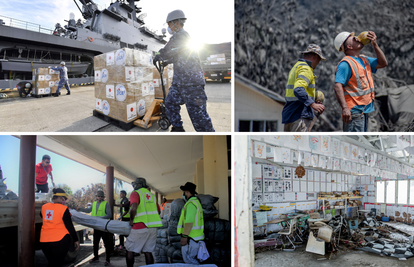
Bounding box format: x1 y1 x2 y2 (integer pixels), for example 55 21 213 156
235 0 414 131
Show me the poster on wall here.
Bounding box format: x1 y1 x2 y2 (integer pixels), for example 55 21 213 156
332 138 341 157
253 179 263 193
358 148 366 165
284 180 293 192
304 152 311 167
264 193 273 203
342 142 350 159
307 170 314 181
292 135 306 148
254 141 266 158
309 136 321 152
281 147 292 164
284 167 292 179
274 193 283 202
351 144 358 161
311 154 319 167
333 158 340 170
274 180 284 192
263 165 280 179
264 180 274 192
327 157 333 170
321 136 331 154
319 155 326 169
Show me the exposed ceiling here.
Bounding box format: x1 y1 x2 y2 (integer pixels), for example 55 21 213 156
346 135 414 165
33 135 204 195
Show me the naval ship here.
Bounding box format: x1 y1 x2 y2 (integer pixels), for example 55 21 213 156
0 0 167 92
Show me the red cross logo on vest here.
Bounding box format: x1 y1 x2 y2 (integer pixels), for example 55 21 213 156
145 193 152 201
45 210 54 221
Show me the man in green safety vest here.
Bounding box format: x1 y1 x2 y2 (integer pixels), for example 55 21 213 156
178 182 207 264
281 44 326 132
125 178 162 267
78 190 113 265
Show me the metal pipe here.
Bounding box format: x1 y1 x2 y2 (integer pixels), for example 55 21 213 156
106 166 114 219
18 135 37 267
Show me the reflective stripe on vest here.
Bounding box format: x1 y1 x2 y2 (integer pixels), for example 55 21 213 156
133 188 162 227
91 201 107 217
285 61 316 102
40 203 69 242
177 197 205 241
336 55 375 110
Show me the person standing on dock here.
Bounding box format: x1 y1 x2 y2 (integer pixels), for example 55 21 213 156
49 61 71 97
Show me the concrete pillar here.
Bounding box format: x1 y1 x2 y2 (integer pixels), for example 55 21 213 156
203 136 229 220
106 166 114 219
234 135 254 267
18 135 37 267
196 159 205 194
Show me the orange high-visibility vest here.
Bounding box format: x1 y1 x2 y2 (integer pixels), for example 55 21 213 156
40 203 69 242
162 203 166 211
336 55 375 111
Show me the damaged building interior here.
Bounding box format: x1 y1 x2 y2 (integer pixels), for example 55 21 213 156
235 0 414 132
234 135 414 266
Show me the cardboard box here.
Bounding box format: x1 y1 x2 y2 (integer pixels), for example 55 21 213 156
94 49 156 123
32 68 60 95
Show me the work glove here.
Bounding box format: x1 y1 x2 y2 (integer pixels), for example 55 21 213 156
153 55 162 66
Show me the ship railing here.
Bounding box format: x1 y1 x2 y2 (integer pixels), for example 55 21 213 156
0 15 53 35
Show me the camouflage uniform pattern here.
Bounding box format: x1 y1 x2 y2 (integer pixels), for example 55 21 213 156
51 66 70 94
158 28 214 132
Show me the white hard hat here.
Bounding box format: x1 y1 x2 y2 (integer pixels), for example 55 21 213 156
60 61 66 66
166 10 186 23
334 32 354 52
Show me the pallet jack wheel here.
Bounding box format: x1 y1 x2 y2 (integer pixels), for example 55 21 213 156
158 118 170 130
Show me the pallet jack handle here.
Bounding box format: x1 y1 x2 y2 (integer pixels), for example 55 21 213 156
154 60 170 100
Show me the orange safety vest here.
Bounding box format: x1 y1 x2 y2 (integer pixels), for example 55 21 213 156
336 55 375 111
40 203 69 243
162 203 166 211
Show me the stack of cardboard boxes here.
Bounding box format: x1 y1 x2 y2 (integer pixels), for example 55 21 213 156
94 48 157 123
32 68 60 96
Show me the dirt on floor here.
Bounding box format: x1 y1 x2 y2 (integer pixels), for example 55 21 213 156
255 246 414 267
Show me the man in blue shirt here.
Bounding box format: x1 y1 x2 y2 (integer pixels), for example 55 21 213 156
333 31 387 132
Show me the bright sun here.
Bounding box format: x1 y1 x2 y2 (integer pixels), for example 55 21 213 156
187 39 203 52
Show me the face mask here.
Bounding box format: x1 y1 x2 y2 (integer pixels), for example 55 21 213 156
182 193 187 202
167 27 173 35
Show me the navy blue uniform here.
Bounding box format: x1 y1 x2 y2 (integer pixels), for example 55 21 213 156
157 28 214 132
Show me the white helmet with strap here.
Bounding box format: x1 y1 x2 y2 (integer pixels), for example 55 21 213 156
334 32 354 52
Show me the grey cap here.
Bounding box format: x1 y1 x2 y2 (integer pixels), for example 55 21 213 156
166 10 186 23
301 44 327 61
60 61 66 66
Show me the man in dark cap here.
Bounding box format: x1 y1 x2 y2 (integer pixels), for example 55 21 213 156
177 182 206 264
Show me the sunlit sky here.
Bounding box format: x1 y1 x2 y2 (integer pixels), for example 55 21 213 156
0 0 233 44
0 136 130 196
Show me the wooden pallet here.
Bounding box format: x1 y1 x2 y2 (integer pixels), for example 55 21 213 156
31 92 60 98
92 110 136 131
